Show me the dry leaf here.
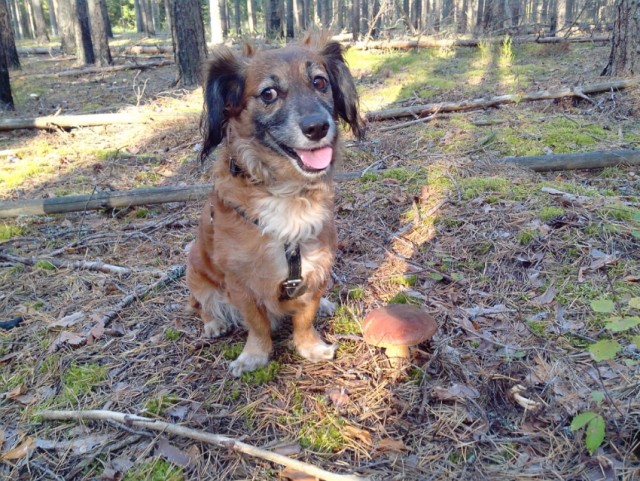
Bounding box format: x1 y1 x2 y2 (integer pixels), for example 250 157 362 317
49 311 85 329
342 426 372 446
531 286 556 305
87 320 105 344
376 438 406 454
49 331 85 352
5 384 25 400
2 437 35 460
271 442 302 457
432 383 480 402
280 466 319 481
327 388 350 408
155 437 192 467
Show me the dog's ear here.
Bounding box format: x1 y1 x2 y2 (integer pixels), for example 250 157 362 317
200 47 245 162
321 42 365 141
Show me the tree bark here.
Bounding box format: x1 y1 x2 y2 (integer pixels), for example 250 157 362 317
352 0 360 40
0 32 15 110
134 0 143 32
210 0 224 43
247 0 256 33
49 0 59 36
265 0 283 38
56 0 76 54
0 0 20 69
169 0 207 87
87 0 112 66
72 0 94 65
140 0 155 35
101 0 112 37
286 0 294 37
602 0 640 76
233 0 241 34
29 0 49 41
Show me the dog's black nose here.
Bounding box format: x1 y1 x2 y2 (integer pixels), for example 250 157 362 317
300 114 330 141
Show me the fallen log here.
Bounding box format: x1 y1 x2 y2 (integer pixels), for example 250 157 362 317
499 149 640 171
0 184 212 218
122 45 173 55
18 59 173 79
0 111 194 131
17 46 62 55
366 78 640 121
0 171 365 218
353 34 610 50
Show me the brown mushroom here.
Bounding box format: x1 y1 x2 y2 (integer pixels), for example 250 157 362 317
362 305 438 367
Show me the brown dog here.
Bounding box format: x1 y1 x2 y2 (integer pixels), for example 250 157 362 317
187 37 364 376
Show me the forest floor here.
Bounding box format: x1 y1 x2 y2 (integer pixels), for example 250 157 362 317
1 33 639 481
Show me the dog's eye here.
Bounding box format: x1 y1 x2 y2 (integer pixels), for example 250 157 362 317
260 88 278 103
313 76 328 92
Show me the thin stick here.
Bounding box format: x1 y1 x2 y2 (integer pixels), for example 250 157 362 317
40 409 371 481
0 252 131 276
93 264 185 329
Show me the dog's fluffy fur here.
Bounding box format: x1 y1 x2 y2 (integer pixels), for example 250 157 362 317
187 36 364 376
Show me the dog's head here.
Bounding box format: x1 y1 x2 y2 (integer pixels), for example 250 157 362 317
200 38 364 179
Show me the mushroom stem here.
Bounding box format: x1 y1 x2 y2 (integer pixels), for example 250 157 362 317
384 345 410 368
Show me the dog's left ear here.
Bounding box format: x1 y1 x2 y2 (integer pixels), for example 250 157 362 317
321 42 366 141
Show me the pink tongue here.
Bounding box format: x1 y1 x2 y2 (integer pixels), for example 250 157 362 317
294 147 333 170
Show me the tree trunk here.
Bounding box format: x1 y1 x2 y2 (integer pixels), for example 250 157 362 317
29 0 49 41
73 0 94 65
164 0 171 32
210 0 223 43
247 0 256 33
87 0 111 66
602 0 640 75
56 0 75 54
220 0 228 38
134 0 143 32
293 0 303 31
0 0 20 69
49 0 59 36
9 0 25 38
169 0 207 87
234 0 241 34
352 0 360 40
0 32 14 110
24 0 36 39
140 0 155 35
286 0 294 36
101 0 113 37
265 0 283 38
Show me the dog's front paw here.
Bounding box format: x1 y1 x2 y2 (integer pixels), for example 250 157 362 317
297 341 337 362
229 352 269 377
318 297 336 317
203 319 230 338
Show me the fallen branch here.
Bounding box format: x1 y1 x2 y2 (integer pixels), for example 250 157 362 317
39 409 370 481
20 60 173 79
0 171 366 218
0 252 131 275
353 34 610 50
122 45 173 55
366 78 640 121
0 111 193 132
498 149 640 171
17 46 62 55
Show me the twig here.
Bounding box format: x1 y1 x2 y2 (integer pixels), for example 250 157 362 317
40 409 371 481
0 252 131 276
378 112 441 132
90 264 186 330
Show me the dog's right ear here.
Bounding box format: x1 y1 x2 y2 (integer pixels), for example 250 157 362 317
199 47 245 162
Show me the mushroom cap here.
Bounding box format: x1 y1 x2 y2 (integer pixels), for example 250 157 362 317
361 304 438 348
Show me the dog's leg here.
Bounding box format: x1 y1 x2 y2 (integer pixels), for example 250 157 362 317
293 293 337 362
227 291 272 377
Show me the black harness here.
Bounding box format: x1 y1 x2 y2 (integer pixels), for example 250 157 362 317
210 156 307 301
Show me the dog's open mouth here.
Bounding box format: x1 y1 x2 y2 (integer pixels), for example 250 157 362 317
280 144 333 173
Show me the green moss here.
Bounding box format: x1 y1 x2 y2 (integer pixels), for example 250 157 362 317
332 305 360 335
61 363 107 403
539 206 566 222
390 274 418 287
122 459 183 481
459 177 511 200
517 229 538 245
240 361 281 385
346 285 365 299
165 328 181 341
135 208 150 218
300 414 345 453
599 204 639 222
222 343 244 360
35 260 56 270
388 292 422 305
0 223 24 240
145 394 180 416
528 320 548 336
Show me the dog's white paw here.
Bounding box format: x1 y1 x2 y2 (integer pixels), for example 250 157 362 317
297 341 337 362
229 352 269 377
318 298 336 317
203 320 229 338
